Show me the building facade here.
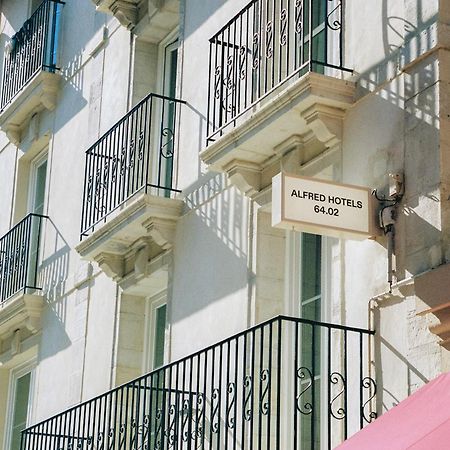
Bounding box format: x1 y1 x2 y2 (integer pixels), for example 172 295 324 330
0 0 448 448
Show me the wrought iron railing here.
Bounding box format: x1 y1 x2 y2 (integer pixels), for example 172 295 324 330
0 213 47 303
0 0 64 110
21 315 376 450
207 0 351 144
80 93 185 238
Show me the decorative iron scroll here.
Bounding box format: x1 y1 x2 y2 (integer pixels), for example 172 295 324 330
327 0 342 31
329 372 347 420
296 366 313 415
362 377 377 423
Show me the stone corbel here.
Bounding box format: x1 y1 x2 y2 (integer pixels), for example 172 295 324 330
223 160 262 197
274 135 305 173
96 252 124 281
11 329 21 356
143 217 177 251
2 123 21 146
301 104 345 149
111 1 140 28
39 72 60 111
131 238 151 277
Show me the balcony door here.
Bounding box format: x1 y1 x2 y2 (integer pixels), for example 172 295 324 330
26 155 47 290
158 38 178 197
298 233 322 450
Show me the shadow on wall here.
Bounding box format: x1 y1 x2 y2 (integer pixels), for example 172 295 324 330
342 0 441 416
171 172 251 324
38 218 71 360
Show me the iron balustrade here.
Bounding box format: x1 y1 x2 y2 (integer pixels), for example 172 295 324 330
80 93 186 238
21 315 376 450
0 0 64 110
207 0 351 144
0 213 48 303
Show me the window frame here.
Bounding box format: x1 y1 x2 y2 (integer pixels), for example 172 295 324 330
143 291 168 373
27 151 48 216
3 359 37 450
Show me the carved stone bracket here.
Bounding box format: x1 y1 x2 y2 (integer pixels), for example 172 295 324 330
200 73 355 198
76 193 183 293
0 71 61 146
94 0 141 28
0 294 45 358
300 104 345 149
223 160 262 197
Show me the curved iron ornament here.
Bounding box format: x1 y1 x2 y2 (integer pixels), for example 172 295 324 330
361 377 377 423
166 403 178 446
211 388 220 433
295 0 304 34
139 414 151 450
280 9 288 46
193 393 205 440
160 128 175 159
214 66 222 99
296 366 313 415
182 398 191 443
329 372 347 420
327 0 342 31
266 21 274 59
154 408 164 450
252 32 260 69
259 369 270 416
226 382 236 429
239 45 247 80
243 375 253 421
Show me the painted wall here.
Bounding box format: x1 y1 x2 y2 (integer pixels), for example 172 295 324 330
0 0 448 445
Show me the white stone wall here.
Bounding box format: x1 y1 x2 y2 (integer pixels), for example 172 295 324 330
0 0 448 446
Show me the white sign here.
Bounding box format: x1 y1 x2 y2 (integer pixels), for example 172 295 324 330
272 173 380 239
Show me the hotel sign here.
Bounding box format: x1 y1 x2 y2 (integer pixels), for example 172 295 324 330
272 173 380 239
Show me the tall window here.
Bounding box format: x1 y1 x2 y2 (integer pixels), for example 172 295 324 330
152 303 167 369
145 297 168 372
6 367 34 450
29 156 47 215
160 38 179 196
298 233 322 450
27 155 47 288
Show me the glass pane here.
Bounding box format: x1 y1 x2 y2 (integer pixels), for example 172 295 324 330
162 44 178 195
299 233 322 450
300 233 322 306
11 372 31 450
153 304 167 369
33 159 47 215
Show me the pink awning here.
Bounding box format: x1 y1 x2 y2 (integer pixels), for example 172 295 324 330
336 373 450 450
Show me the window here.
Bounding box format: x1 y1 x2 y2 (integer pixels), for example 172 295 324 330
159 38 179 196
29 155 47 215
4 365 35 450
298 233 322 450
145 294 168 372
152 303 167 369
27 154 48 288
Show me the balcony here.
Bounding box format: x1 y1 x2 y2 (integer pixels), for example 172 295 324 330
21 315 376 450
0 0 64 145
93 0 179 39
0 214 47 359
76 93 185 293
201 0 354 196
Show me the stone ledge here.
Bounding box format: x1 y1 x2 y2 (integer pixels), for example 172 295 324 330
0 293 44 359
76 192 183 288
200 72 355 196
0 71 61 145
93 0 179 40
